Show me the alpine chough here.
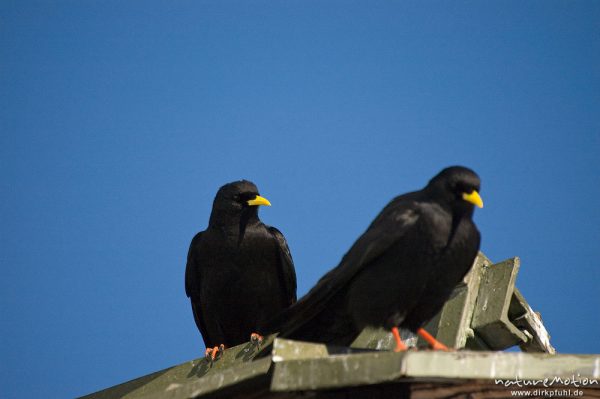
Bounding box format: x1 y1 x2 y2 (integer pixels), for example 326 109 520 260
185 180 297 359
263 166 482 351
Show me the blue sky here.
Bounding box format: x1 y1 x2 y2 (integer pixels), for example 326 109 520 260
1 1 599 397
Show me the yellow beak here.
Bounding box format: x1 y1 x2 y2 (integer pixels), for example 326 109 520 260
247 195 271 207
462 190 484 208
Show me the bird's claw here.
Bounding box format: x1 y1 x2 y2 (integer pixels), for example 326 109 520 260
204 347 215 361
417 328 452 351
393 342 408 352
250 333 264 348
204 345 225 363
391 327 408 352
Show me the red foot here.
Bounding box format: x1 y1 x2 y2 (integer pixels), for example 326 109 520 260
205 344 226 361
417 328 450 351
204 347 213 359
391 327 408 352
250 332 264 347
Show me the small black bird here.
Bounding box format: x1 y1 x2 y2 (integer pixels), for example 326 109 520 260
185 180 296 359
263 166 482 351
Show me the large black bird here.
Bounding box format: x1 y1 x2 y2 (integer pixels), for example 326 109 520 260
263 166 482 351
185 180 296 360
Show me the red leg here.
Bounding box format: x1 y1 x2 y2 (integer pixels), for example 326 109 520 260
391 327 408 352
417 328 449 351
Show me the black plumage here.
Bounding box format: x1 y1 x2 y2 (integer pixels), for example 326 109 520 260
263 166 482 349
185 180 296 352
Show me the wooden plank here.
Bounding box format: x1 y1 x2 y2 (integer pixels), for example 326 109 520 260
351 326 417 351
270 340 600 392
510 288 555 353
80 336 276 399
470 257 528 349
421 252 491 349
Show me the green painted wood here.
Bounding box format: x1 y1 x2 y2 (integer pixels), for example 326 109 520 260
270 339 600 392
511 288 555 353
271 350 402 391
350 326 417 351
81 337 598 398
79 335 277 399
145 358 272 399
421 252 491 349
471 257 529 349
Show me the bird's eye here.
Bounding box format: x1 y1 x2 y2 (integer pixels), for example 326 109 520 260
455 183 469 194
239 192 256 203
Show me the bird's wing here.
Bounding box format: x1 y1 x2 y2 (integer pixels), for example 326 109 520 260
274 199 422 336
268 226 297 305
185 232 202 298
185 232 214 347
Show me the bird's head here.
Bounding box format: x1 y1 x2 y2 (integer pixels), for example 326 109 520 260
426 166 483 215
210 180 271 224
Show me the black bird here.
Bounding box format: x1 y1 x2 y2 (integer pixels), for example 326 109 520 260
263 166 482 351
185 180 297 360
